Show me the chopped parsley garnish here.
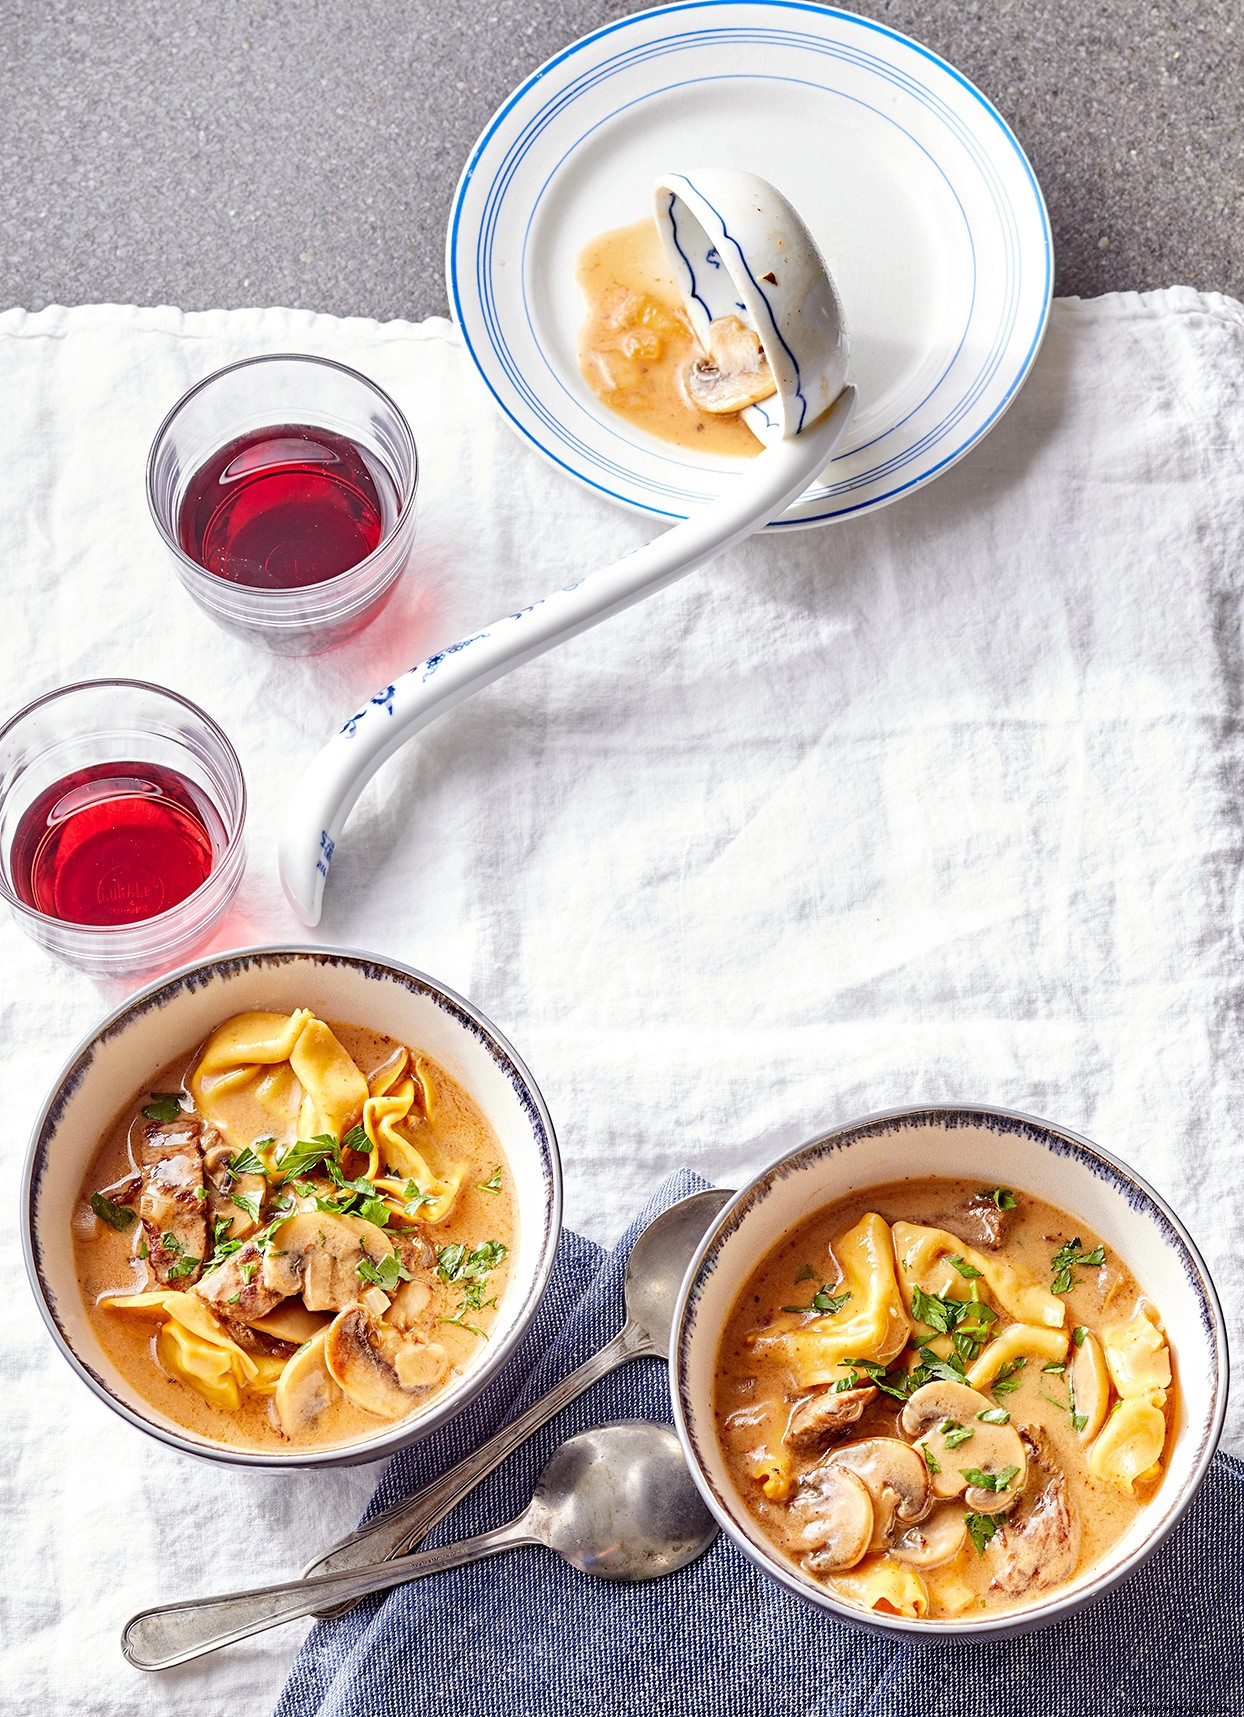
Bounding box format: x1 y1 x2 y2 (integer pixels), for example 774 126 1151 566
965 1513 999 1555
782 1286 851 1316
339 1124 369 1158
436 1239 508 1335
977 1407 1011 1425
990 1356 1027 1397
193 1185 208 1203
137 1239 149 1260
982 1187 1017 1210
1072 1325 1089 1347
231 1188 262 1222
909 1287 996 1365
277 1134 340 1183
1050 1239 1106 1294
160 1231 200 1280
90 1192 136 1231
357 1253 411 1293
227 1146 268 1178
476 1165 504 1195
960 1464 1019 1493
941 1420 974 1450
204 1215 245 1271
402 1180 435 1215
239 1260 259 1285
793 1262 816 1284
143 1092 185 1123
920 1442 941 1476
947 1254 983 1280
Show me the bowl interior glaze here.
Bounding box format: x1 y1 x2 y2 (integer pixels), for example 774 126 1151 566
673 1106 1227 1637
24 946 561 1468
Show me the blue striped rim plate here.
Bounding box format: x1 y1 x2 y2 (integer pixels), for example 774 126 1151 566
446 0 1053 529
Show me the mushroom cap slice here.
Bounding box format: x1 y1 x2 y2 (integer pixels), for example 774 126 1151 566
826 1438 931 1550
1070 1330 1111 1441
784 1384 876 1453
686 315 777 414
324 1307 449 1420
789 1463 874 1572
889 1503 969 1569
275 1327 341 1437
262 1212 395 1312
900 1380 1027 1513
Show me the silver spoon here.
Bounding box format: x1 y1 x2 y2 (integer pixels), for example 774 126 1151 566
121 1422 718 1671
302 1184 732 1611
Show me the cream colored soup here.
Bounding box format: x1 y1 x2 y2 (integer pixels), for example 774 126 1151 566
73 1013 514 1452
576 217 763 459
716 1178 1174 1621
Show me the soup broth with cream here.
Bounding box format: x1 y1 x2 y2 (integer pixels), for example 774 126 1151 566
716 1178 1174 1620
73 1009 515 1453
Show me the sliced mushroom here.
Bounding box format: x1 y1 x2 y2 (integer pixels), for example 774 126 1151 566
686 315 776 414
825 1438 931 1551
246 1301 329 1345
324 1307 449 1419
203 1135 267 1241
784 1384 876 1453
789 1463 874 1572
387 1276 433 1332
1070 1330 1111 1440
889 1503 969 1569
262 1212 395 1312
274 1327 341 1436
899 1380 1027 1513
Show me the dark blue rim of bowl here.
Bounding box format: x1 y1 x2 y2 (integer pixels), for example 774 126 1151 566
672 1102 1230 1638
22 942 563 1469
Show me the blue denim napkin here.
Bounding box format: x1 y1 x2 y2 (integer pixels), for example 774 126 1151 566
278 1170 1243 1717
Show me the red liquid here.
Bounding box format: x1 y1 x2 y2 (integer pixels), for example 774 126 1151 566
10 762 220 927
178 423 386 589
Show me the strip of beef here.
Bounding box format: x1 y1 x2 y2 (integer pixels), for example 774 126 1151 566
202 1130 268 1241
137 1118 208 1285
943 1193 1013 1252
989 1426 1080 1597
194 1238 284 1325
784 1384 877 1453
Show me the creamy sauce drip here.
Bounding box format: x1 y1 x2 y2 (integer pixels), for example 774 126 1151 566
716 1177 1172 1620
576 217 762 459
73 1023 515 1453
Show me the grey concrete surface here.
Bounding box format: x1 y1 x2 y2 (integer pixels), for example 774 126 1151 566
2 0 1241 319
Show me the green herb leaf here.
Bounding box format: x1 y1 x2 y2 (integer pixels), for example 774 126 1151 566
1041 1362 1067 1374
977 1407 1011 1425
947 1254 983 1281
143 1092 185 1123
990 1356 1028 1397
339 1124 369 1158
193 1185 208 1203
358 1197 391 1228
793 1262 816 1284
356 1253 410 1292
1050 1239 1107 1293
476 1165 504 1195
965 1513 999 1555
1072 1325 1089 1347
90 1192 137 1231
921 1442 941 1476
137 1239 149 1259
782 1286 850 1316
230 1188 262 1222
228 1146 268 1177
277 1135 340 1183
960 1464 1019 1493
942 1421 975 1450
982 1187 1017 1210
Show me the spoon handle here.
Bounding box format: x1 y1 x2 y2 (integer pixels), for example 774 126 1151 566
303 1318 653 1615
121 1520 534 1672
278 387 856 927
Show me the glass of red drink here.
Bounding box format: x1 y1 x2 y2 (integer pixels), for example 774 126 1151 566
147 354 418 654
0 680 246 976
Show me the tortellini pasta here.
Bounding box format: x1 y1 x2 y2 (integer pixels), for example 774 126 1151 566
966 1322 1069 1390
102 1289 260 1411
1088 1397 1167 1493
830 1558 929 1619
1102 1310 1171 1403
892 1221 1065 1331
756 1213 911 1387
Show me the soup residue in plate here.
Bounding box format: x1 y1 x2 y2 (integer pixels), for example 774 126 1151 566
73 1009 514 1452
576 217 766 459
716 1178 1174 1620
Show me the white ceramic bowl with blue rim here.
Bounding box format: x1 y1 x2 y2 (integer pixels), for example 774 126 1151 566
672 1105 1227 1636
447 0 1052 526
22 946 562 1470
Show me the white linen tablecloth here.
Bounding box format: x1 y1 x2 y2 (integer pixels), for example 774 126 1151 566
1 292 1242 1714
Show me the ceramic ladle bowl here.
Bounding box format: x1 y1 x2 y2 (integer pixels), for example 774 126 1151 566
279 169 855 924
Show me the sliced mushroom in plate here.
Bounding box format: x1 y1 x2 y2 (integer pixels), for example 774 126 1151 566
685 315 777 414
888 1503 969 1569
203 1133 268 1241
899 1380 1028 1513
324 1307 450 1419
824 1437 931 1551
1069 1329 1111 1440
784 1383 877 1453
788 1463 874 1572
261 1212 396 1312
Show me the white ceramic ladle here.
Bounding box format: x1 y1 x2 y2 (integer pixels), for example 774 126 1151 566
279 169 855 924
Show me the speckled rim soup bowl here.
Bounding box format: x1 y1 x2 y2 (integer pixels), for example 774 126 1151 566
22 946 562 1469
672 1105 1227 1637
